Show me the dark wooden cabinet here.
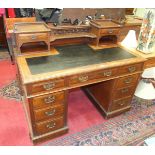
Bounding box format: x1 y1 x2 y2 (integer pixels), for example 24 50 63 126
0 16 7 47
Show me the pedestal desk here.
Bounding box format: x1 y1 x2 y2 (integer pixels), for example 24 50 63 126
16 44 146 143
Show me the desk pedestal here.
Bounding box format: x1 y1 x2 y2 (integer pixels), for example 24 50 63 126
84 75 140 118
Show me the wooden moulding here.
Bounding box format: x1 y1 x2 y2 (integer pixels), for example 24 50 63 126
90 19 123 29
13 22 51 34
32 126 68 144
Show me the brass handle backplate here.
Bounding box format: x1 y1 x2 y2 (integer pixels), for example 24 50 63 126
45 109 56 116
121 88 129 93
78 75 89 82
128 66 136 73
118 100 128 106
108 29 113 33
103 71 112 77
46 122 56 129
31 35 37 40
43 82 55 90
124 78 133 84
44 96 55 104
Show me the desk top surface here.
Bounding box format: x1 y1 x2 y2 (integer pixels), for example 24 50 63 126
26 44 135 75
17 44 145 84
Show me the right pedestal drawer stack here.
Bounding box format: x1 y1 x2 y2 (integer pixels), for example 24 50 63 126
85 63 143 119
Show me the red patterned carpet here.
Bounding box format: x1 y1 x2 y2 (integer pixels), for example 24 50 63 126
0 59 155 146
0 59 104 145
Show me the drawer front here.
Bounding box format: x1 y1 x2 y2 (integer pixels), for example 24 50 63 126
115 74 140 88
114 86 135 100
119 26 140 35
100 28 120 35
144 57 155 69
18 33 48 43
97 68 118 79
33 105 64 122
35 117 64 135
110 97 131 111
69 68 118 87
118 63 143 75
27 78 65 95
69 72 97 86
31 91 65 109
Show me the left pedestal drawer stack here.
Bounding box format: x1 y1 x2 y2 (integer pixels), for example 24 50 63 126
24 89 68 143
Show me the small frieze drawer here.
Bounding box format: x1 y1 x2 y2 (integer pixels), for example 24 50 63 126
33 104 64 122
114 86 135 100
34 117 64 135
118 63 143 75
69 72 97 86
100 28 120 35
27 78 65 95
115 74 140 89
97 68 118 79
30 91 65 109
18 33 48 43
110 97 131 111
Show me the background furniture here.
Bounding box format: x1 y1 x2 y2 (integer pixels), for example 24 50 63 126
0 16 7 47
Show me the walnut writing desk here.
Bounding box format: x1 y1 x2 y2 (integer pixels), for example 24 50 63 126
16 44 146 143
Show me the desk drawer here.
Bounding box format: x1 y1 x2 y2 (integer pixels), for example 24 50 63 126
69 72 97 86
33 105 64 122
100 28 119 35
144 57 155 69
97 68 118 79
31 91 65 109
69 68 118 87
27 78 65 95
110 97 131 111
114 86 135 100
118 63 143 75
115 74 140 89
34 117 64 135
18 33 48 43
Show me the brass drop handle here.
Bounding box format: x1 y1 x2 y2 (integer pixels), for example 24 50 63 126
31 35 37 40
124 78 132 84
46 122 56 129
43 82 55 90
118 100 128 106
45 109 56 116
108 29 113 33
103 71 112 77
44 96 55 104
78 75 89 82
121 88 129 93
128 66 136 73
118 102 125 106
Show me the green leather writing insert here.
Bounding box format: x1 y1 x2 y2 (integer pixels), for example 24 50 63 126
26 44 136 75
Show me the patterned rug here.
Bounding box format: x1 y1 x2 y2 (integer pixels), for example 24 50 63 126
0 80 22 101
1 80 155 146
44 98 155 146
